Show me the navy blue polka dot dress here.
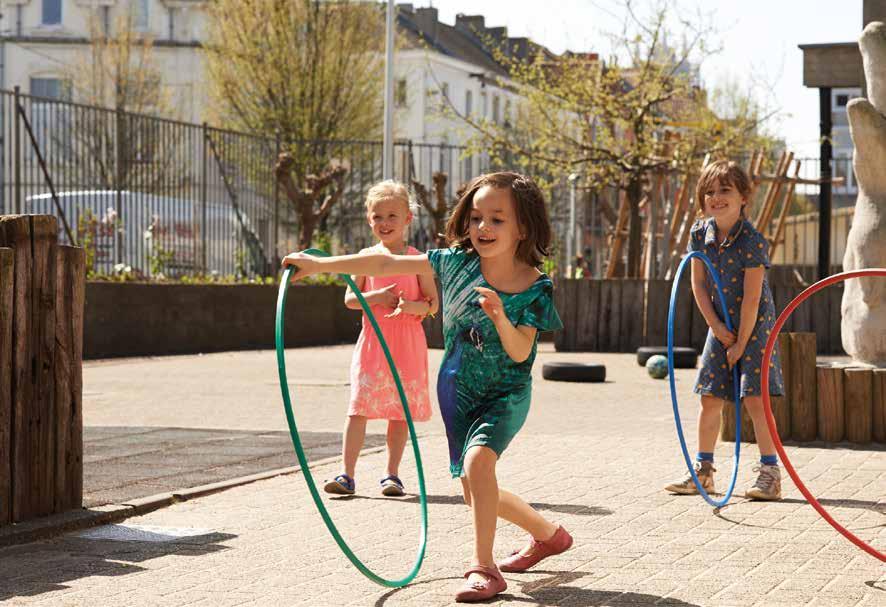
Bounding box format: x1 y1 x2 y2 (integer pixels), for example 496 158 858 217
688 218 784 400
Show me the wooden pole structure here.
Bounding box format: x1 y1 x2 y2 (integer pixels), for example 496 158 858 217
0 247 13 525
844 368 873 444
816 363 844 442
873 369 886 443
789 332 818 442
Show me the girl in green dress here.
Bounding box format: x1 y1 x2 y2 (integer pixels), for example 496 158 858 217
283 172 572 603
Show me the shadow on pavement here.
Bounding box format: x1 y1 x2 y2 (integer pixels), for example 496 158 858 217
373 570 702 606
0 529 236 601
337 493 613 516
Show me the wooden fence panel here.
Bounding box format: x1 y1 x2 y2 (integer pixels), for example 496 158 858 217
644 280 671 347
596 280 621 352
620 279 645 352
575 280 600 351
673 276 694 348
553 279 577 351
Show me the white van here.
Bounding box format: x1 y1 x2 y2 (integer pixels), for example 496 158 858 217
25 190 270 277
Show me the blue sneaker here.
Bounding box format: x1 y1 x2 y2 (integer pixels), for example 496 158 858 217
323 473 355 495
380 474 405 497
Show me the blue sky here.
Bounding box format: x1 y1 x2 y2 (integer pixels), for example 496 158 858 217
426 0 863 158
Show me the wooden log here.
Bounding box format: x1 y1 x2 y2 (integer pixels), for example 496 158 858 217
575 279 600 351
843 368 873 444
873 369 886 443
644 279 671 346
0 215 59 521
720 399 756 443
620 279 645 352
789 332 817 442
0 247 13 525
596 280 621 352
772 332 792 441
605 193 630 279
54 246 85 511
816 364 844 442
828 284 845 355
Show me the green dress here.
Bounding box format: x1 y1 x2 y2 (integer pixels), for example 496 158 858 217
427 247 563 477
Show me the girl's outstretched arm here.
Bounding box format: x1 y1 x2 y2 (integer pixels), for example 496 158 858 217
282 251 434 282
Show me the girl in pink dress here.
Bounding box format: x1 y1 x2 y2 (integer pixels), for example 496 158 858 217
323 181 438 497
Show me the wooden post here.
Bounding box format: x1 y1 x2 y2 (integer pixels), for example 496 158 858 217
54 246 85 511
789 332 817 441
816 364 844 442
0 215 58 522
771 333 792 440
0 247 13 525
844 368 873 444
873 369 886 443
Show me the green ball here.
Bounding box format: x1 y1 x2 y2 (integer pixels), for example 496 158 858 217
646 354 669 379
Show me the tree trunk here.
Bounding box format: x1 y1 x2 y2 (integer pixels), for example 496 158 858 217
626 176 643 278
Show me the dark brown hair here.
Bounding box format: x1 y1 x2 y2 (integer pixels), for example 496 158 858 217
444 171 551 267
695 160 752 218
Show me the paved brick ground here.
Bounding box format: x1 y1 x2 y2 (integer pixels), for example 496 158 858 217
1 346 884 606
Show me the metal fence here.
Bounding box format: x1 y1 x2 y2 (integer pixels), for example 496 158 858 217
0 87 477 278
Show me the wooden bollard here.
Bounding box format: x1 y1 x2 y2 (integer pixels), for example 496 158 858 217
816 364 844 442
874 369 886 443
789 332 817 441
54 246 85 511
0 247 13 525
844 368 873 444
720 399 757 443
771 333 792 441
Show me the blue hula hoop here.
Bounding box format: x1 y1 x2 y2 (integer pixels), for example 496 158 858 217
276 249 428 587
667 251 742 507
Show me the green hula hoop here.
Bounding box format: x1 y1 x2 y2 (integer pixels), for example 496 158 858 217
275 249 428 588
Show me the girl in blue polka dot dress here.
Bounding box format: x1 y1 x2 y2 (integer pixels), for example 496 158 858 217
664 160 785 501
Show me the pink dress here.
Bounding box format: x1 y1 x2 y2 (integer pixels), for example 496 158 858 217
348 246 432 421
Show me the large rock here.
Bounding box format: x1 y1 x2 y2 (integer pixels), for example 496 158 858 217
843 21 886 367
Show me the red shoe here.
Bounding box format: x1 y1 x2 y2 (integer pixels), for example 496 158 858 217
454 565 507 603
498 525 573 573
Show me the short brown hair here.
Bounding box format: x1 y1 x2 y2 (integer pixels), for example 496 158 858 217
445 171 551 267
695 160 752 218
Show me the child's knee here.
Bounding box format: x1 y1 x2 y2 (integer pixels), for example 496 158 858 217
463 446 497 479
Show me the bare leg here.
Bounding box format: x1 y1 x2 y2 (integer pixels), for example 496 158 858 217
462 446 499 586
459 480 557 541
385 420 408 477
743 395 776 457
342 415 367 478
698 396 723 453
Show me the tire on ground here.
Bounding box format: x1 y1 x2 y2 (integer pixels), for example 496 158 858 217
542 362 606 383
636 346 697 368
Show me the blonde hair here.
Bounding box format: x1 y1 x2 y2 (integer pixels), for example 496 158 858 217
695 160 752 218
365 180 414 214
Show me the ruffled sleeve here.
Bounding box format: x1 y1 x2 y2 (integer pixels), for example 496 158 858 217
517 282 563 332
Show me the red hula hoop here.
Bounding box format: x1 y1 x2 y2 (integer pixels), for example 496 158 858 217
761 268 886 562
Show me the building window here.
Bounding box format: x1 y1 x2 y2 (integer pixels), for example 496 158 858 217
42 0 62 26
102 6 111 36
503 99 511 128
395 79 407 108
131 0 149 31
465 90 473 117
30 78 69 100
168 6 176 40
836 94 849 107
480 91 487 118
492 95 500 124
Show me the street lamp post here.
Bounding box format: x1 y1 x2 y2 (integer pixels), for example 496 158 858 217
567 173 580 278
383 0 395 180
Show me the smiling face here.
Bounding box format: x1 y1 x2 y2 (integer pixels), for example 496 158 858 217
468 185 524 259
702 178 746 226
367 196 412 248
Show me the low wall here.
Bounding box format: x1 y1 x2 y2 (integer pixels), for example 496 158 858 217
84 282 364 359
